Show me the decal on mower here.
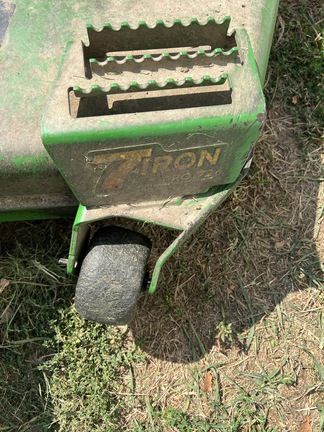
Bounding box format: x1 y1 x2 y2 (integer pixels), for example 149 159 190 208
88 145 223 193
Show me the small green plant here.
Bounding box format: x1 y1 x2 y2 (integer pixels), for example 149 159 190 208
41 307 145 431
241 367 295 394
216 321 234 344
161 293 184 318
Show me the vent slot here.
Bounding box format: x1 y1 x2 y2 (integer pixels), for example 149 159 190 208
69 80 232 118
82 18 237 78
83 18 235 60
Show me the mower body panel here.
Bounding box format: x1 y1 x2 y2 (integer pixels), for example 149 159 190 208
0 0 279 221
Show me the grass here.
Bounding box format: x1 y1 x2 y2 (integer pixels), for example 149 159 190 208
41 307 145 431
0 221 73 430
0 0 323 430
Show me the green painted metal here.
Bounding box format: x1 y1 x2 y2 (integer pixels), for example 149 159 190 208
0 210 58 222
0 209 72 223
258 1 280 84
67 205 90 275
42 23 265 208
0 0 278 294
149 177 243 293
90 47 239 67
43 109 255 146
11 155 51 173
73 75 229 97
0 0 278 220
66 164 248 294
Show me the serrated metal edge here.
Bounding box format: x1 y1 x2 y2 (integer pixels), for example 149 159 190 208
73 74 228 97
89 47 238 67
86 16 231 34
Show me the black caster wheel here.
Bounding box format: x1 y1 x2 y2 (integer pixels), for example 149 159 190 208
75 226 151 325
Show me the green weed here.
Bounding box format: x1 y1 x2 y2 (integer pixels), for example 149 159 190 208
41 307 145 432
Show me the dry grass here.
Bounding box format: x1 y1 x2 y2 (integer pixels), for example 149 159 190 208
0 0 323 431
118 112 323 430
115 1 324 429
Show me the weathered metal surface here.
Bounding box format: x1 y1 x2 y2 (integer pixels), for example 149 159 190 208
0 0 278 219
42 25 264 207
0 1 15 45
67 158 251 290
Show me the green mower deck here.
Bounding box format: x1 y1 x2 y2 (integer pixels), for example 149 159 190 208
0 0 279 324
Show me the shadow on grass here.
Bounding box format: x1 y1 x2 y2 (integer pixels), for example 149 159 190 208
129 1 323 363
129 128 322 363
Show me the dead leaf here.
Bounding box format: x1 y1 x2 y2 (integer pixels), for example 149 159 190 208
292 95 298 105
275 240 286 250
298 416 312 432
0 279 10 294
0 307 13 324
227 284 235 296
203 370 212 392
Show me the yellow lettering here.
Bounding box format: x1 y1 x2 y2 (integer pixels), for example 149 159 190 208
197 148 221 168
181 172 191 181
171 173 181 183
174 152 196 171
140 157 150 176
91 148 152 191
152 156 172 174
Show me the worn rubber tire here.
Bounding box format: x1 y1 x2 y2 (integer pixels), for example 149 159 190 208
75 226 151 325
